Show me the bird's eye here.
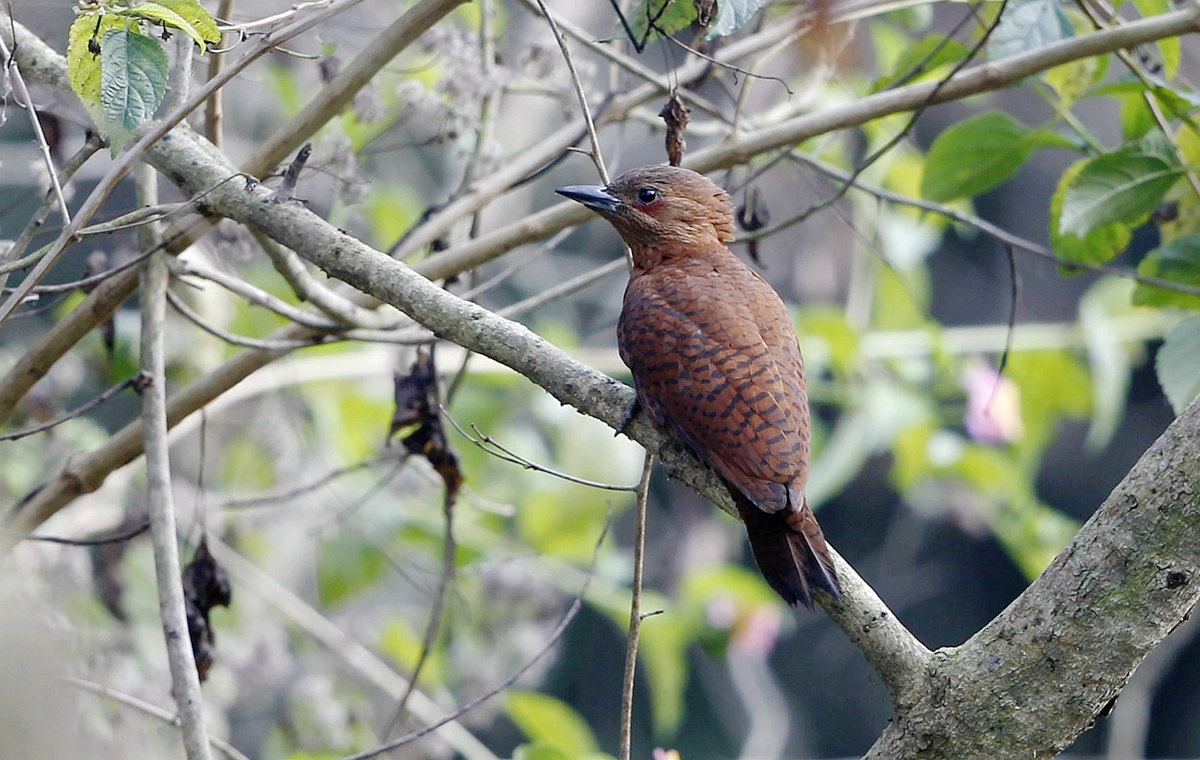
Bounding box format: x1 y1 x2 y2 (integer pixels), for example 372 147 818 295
636 187 659 204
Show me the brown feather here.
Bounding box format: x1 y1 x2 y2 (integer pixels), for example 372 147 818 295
557 166 840 607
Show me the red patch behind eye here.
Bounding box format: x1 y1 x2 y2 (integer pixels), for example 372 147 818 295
633 197 665 214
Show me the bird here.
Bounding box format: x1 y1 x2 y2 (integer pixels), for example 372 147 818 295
556 166 840 608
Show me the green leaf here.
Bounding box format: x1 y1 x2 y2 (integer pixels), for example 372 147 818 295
636 615 691 736
1041 54 1107 107
1079 278 1135 450
707 0 769 38
506 691 599 756
512 744 572 760
1132 235 1200 309
100 28 169 149
1058 130 1183 238
126 0 222 51
624 0 697 44
317 538 387 605
798 307 860 378
1049 158 1133 266
67 12 126 125
1157 315 1200 413
378 618 445 687
988 0 1074 61
874 35 970 91
922 112 1038 202
1119 92 1156 140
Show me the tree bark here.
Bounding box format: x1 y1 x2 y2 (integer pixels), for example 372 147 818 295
864 393 1200 759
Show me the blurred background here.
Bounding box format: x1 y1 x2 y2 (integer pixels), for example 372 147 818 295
1 0 1196 758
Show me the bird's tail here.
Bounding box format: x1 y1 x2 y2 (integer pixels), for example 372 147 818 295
735 493 840 609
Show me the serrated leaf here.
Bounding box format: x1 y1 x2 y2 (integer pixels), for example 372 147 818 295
988 0 1074 61
706 0 769 38
1058 130 1183 238
624 0 697 45
152 0 220 43
1156 315 1200 413
874 35 970 91
922 112 1036 202
1050 159 1133 267
1132 235 1200 309
126 0 221 51
507 691 599 756
67 12 126 124
100 29 169 150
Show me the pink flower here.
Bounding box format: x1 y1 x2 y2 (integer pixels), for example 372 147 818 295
961 361 1024 444
730 605 783 659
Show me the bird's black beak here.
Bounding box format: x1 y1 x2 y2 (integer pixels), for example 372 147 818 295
555 184 622 213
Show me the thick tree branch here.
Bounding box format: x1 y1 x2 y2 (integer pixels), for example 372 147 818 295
864 392 1200 759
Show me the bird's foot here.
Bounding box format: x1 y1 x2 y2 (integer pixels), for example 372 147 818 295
615 398 640 437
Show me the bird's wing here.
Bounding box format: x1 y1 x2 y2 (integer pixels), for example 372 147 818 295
618 264 810 514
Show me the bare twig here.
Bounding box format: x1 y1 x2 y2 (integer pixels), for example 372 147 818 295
534 0 609 185
62 677 249 760
339 519 611 760
204 0 236 148
781 151 1200 298
170 258 344 330
380 478 457 738
0 373 146 441
166 287 332 350
0 0 380 327
243 0 467 178
0 136 101 285
136 164 214 760
0 520 149 546
250 230 396 328
495 258 627 320
0 32 70 225
205 536 500 760
441 410 639 492
620 453 654 760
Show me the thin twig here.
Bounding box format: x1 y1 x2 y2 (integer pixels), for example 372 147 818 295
204 0 236 148
380 478 457 738
496 258 627 320
440 409 639 492
136 164 214 760
0 136 100 285
619 453 654 760
62 677 250 760
251 230 396 328
166 287 333 350
782 151 1200 298
205 536 500 760
534 0 609 185
0 32 70 225
0 0 379 327
221 457 389 509
339 518 612 760
0 373 146 441
0 520 149 546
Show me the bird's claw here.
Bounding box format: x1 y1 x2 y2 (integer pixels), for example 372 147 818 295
615 397 640 437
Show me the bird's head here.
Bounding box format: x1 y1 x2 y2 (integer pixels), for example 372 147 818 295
556 166 736 266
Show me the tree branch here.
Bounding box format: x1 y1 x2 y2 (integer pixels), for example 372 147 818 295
864 392 1200 758
136 164 214 760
